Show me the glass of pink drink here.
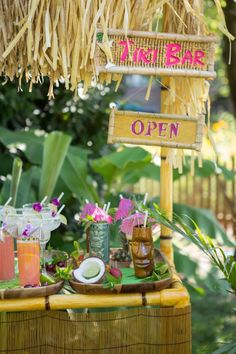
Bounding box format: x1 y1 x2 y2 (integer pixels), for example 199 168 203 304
0 231 15 281
17 239 40 286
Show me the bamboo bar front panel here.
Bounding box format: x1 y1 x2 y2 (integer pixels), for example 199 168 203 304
108 110 205 151
95 29 217 78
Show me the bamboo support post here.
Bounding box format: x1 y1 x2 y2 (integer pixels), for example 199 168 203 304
160 77 174 265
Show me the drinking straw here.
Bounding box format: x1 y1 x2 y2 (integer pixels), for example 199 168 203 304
3 197 12 208
136 211 140 228
103 204 107 211
143 193 148 206
56 204 65 215
95 203 98 208
119 194 123 199
106 202 111 214
57 192 64 201
144 210 148 228
40 196 48 205
85 199 89 204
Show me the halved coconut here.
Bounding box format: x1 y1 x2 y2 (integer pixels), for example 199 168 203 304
73 257 106 284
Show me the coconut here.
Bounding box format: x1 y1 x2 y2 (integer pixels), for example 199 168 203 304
73 257 106 284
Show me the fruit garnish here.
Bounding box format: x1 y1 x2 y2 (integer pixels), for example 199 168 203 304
40 272 56 285
109 267 122 279
73 257 105 284
55 265 73 281
82 263 101 279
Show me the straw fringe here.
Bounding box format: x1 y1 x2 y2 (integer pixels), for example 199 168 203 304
0 0 232 98
0 307 191 354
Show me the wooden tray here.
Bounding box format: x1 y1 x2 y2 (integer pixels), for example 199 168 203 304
69 249 172 294
0 280 64 299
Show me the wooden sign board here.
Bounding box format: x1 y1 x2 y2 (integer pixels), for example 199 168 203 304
108 110 205 151
95 29 217 79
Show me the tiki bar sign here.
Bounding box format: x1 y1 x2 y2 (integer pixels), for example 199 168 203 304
95 29 216 78
108 110 205 151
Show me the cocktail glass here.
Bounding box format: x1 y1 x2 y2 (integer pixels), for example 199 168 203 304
0 206 16 281
6 210 61 274
22 204 52 219
0 230 15 281
17 238 41 286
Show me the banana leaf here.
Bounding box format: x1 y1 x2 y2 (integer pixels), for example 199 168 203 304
0 127 44 164
10 157 22 207
61 147 99 203
91 147 151 185
39 132 72 200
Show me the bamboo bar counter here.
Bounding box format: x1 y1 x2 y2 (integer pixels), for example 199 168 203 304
0 281 190 313
0 270 191 354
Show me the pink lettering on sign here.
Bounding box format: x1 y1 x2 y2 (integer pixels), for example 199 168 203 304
119 39 134 61
137 48 153 64
165 44 181 66
182 50 193 65
193 50 205 66
117 39 206 67
170 123 180 138
158 123 168 137
131 120 144 135
145 121 157 136
130 119 180 139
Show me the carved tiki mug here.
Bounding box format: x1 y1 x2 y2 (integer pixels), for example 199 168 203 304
131 226 154 278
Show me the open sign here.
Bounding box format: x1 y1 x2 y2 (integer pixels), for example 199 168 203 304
108 109 205 151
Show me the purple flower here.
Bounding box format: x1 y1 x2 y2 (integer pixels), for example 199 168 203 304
22 224 33 237
33 202 42 213
115 198 134 221
51 210 57 217
51 198 60 207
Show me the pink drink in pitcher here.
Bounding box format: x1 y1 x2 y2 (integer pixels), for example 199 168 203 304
0 232 15 280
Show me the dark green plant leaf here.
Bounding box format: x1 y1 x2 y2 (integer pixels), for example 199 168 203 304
91 147 151 185
10 157 22 207
61 148 99 203
122 163 160 185
212 342 236 354
39 131 72 200
0 127 44 164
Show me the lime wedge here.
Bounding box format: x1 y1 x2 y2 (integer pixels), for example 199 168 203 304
40 273 56 285
83 264 101 279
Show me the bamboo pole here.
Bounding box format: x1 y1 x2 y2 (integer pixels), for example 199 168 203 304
0 298 45 312
0 286 189 312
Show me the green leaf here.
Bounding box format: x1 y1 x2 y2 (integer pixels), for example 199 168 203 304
61 148 98 202
10 157 22 207
219 165 236 181
0 127 44 164
91 147 151 185
122 163 160 185
173 203 233 247
39 132 72 200
212 342 236 354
